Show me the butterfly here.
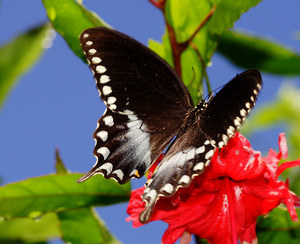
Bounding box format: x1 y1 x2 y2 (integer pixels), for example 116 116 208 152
77 27 262 223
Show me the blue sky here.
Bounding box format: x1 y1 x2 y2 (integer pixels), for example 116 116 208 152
0 0 299 243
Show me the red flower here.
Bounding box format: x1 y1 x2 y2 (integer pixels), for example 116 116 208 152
127 132 300 244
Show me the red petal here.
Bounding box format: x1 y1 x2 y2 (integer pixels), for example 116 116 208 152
278 132 288 159
277 159 300 177
127 132 300 244
147 153 164 179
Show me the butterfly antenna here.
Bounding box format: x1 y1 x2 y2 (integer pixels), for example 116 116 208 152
189 42 212 95
187 66 203 99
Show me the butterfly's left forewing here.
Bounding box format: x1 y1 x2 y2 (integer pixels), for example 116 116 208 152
78 27 193 184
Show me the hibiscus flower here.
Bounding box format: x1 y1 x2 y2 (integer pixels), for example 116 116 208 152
127 132 300 244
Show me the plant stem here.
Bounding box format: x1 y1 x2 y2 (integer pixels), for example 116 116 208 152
149 0 216 84
182 5 216 48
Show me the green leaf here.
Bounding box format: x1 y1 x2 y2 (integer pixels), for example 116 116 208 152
42 0 109 61
58 208 120 244
217 30 300 75
0 174 130 219
165 0 212 43
207 0 262 35
0 24 50 109
55 149 68 174
0 212 60 243
150 0 263 103
257 208 300 243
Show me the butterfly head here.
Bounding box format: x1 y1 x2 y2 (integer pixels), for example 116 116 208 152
196 100 208 111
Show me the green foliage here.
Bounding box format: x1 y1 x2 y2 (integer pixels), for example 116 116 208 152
0 24 50 109
0 213 60 243
0 153 126 243
55 150 69 174
150 0 262 103
1 0 300 243
42 0 109 61
256 208 300 243
58 208 120 244
0 173 130 219
217 30 300 75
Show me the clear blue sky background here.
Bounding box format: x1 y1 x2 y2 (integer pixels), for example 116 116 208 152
0 0 299 243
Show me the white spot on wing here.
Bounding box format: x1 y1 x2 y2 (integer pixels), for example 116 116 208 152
100 75 110 84
97 131 108 142
161 183 174 194
205 149 214 160
127 114 138 121
82 33 89 39
186 148 195 161
86 41 93 46
222 134 229 144
196 146 205 154
240 109 246 117
102 86 112 96
257 83 261 89
88 49 97 55
123 109 135 115
107 96 116 105
97 147 110 160
91 57 102 64
245 102 251 109
193 162 204 171
103 116 114 127
99 162 113 174
130 169 138 177
147 189 157 201
143 187 150 194
227 126 235 137
112 169 124 181
109 104 117 110
218 141 225 147
127 120 142 129
234 118 241 127
204 140 210 145
178 175 190 185
96 65 107 74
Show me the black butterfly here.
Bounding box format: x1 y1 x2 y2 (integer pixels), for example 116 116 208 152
77 27 262 223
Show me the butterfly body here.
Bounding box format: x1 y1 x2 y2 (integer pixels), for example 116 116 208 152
78 27 262 223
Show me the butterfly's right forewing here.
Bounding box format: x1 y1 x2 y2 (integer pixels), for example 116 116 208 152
140 70 262 223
